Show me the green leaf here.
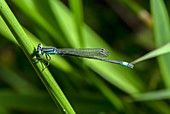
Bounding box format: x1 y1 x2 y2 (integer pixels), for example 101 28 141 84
131 42 170 64
133 89 170 101
151 0 170 88
0 0 76 113
12 0 68 46
69 0 84 47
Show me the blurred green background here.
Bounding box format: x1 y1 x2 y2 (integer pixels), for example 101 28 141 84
1 0 170 114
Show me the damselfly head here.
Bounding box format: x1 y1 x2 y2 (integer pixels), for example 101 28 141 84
36 44 43 55
37 44 43 49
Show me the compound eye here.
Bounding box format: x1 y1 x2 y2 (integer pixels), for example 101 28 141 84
36 44 43 55
38 44 43 49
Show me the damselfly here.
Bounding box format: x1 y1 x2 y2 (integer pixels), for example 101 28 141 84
36 44 134 68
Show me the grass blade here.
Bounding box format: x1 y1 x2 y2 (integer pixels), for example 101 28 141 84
151 0 170 88
0 0 76 113
69 0 84 47
131 42 170 64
